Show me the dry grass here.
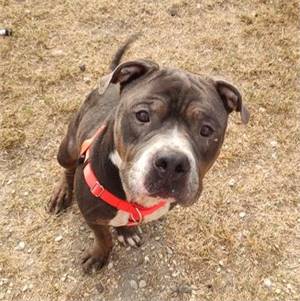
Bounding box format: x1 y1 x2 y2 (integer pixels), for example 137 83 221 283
0 0 299 300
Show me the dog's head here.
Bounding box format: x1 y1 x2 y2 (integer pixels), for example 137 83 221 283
99 60 249 207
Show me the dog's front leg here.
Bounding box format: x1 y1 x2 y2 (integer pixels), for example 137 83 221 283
48 168 75 214
82 223 112 273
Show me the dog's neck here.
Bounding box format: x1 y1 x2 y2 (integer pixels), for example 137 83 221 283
90 120 126 201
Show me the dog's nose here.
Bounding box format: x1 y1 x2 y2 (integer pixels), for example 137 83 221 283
153 152 190 180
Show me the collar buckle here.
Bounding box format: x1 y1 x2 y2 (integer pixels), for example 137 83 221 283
91 181 105 197
129 207 143 225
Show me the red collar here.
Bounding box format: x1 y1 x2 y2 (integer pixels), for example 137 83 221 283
79 124 167 226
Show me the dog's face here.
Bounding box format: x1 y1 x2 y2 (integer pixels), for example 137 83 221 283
101 60 249 207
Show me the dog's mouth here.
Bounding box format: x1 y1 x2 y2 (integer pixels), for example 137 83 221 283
144 179 185 200
144 180 200 207
121 167 201 207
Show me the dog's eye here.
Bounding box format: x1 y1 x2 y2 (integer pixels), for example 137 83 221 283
200 125 214 137
135 110 150 123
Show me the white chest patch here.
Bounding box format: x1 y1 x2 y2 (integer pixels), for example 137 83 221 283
108 201 171 227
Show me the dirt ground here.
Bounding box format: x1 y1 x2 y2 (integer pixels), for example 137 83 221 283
0 0 299 300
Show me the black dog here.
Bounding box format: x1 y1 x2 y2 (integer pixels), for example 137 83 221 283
49 37 249 273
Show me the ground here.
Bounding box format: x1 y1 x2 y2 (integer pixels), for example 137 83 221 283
0 0 299 300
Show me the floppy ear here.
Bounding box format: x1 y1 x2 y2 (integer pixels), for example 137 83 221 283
98 59 159 95
214 79 250 124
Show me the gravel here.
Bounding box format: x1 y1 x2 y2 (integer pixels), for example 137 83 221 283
263 278 272 288
239 212 246 218
129 280 138 290
54 235 63 242
15 241 25 251
139 280 146 288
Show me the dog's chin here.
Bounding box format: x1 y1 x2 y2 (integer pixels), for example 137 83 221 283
122 178 199 208
134 194 175 207
125 184 199 208
127 189 198 208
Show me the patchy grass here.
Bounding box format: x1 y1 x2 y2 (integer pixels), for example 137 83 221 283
0 0 299 300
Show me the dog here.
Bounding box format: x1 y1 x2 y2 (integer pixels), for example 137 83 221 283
48 36 249 273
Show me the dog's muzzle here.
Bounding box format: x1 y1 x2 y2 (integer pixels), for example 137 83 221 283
125 128 200 205
144 150 191 199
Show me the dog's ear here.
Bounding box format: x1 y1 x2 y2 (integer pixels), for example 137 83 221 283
214 79 250 124
99 60 159 95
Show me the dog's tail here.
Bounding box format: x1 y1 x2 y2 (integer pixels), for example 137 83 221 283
110 34 140 71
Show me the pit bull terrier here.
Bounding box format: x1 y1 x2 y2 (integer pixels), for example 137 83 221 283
48 36 249 273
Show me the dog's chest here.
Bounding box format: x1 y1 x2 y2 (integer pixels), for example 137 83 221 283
108 201 171 227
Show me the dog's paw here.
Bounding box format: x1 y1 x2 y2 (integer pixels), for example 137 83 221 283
116 226 143 248
47 181 72 214
81 251 108 274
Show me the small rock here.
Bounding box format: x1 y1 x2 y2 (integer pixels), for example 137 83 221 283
239 212 246 218
79 64 86 72
0 279 8 286
217 266 221 272
54 235 63 242
15 241 25 251
130 280 138 290
263 278 272 288
175 285 193 294
270 140 278 147
144 255 150 263
22 284 28 292
172 271 179 277
83 76 91 84
96 283 104 293
168 7 178 17
155 236 160 241
228 178 236 187
139 280 146 288
107 262 113 270
167 247 173 255
61 274 67 282
218 260 224 267
51 49 64 56
275 288 281 294
287 283 293 290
